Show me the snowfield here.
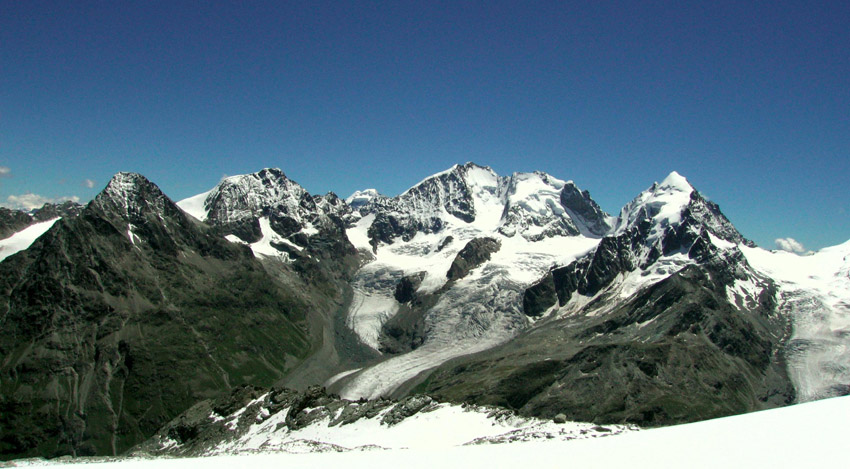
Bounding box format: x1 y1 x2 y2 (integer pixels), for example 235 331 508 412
12 396 849 468
742 241 850 402
337 167 602 399
0 218 60 262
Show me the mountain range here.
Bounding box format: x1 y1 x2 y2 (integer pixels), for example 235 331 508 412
0 163 847 461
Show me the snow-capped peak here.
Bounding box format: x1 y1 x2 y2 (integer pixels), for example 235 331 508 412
100 172 150 199
657 170 694 194
204 168 308 223
94 172 172 220
346 189 381 209
613 171 695 236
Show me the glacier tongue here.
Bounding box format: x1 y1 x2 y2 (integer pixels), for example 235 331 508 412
337 164 607 399
742 242 850 401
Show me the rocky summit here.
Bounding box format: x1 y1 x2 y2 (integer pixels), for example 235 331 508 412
1 164 848 461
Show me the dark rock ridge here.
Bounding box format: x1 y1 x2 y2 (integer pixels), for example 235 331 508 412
0 173 320 460
0 207 32 240
354 163 611 250
130 385 440 457
0 201 83 240
446 237 502 281
559 183 610 237
394 272 425 304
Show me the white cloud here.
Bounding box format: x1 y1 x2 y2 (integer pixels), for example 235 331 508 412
3 194 80 211
84 179 96 188
0 166 10 177
775 237 806 253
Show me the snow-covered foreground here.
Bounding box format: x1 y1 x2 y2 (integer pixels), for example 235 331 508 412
0 218 59 262
15 396 849 468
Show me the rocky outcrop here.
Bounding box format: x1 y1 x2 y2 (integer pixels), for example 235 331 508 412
0 207 33 239
394 272 425 304
130 386 439 457
0 201 82 240
446 237 501 281
559 183 610 237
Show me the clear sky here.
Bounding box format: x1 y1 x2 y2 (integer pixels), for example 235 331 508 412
1 1 848 250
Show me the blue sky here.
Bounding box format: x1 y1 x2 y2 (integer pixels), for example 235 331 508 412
1 1 848 250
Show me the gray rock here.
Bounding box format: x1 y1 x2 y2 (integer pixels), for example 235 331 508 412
446 237 501 281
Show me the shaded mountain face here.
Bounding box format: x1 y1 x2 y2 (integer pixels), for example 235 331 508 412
0 201 83 240
0 173 316 460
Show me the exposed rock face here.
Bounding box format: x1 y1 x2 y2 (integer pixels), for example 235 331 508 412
394 272 425 304
0 173 316 460
354 163 610 250
130 386 439 457
418 173 793 427
0 208 32 239
446 237 502 281
0 201 83 240
421 262 792 426
559 183 611 237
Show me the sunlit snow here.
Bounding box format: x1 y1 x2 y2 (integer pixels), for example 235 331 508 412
15 396 849 468
0 218 59 262
742 241 850 402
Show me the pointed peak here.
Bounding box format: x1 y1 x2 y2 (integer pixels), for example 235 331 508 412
93 172 174 220
99 172 159 201
460 161 493 172
657 171 694 193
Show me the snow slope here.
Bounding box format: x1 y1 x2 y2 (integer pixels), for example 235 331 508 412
15 395 849 468
742 241 850 401
0 218 60 262
338 165 601 399
207 399 631 455
175 190 211 221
